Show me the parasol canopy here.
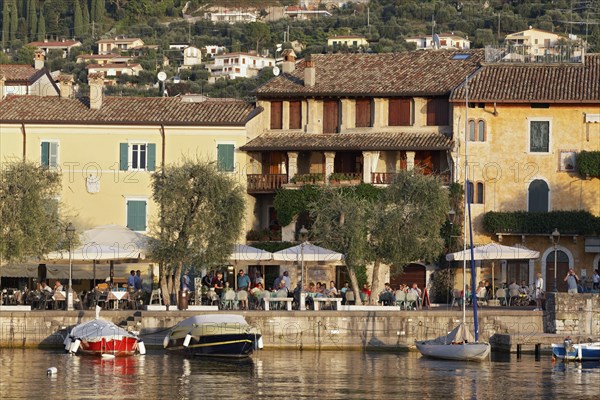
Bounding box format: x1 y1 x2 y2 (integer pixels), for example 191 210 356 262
446 243 539 261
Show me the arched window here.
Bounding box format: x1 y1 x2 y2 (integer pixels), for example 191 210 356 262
528 179 549 212
467 181 474 204
478 120 486 141
469 120 476 141
467 181 485 204
468 120 486 141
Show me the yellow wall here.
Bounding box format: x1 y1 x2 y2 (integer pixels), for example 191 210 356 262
0 122 255 237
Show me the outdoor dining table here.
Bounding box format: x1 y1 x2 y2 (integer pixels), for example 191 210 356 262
107 290 129 309
52 291 66 310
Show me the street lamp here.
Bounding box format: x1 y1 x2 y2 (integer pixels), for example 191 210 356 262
299 225 308 310
65 222 76 311
551 228 560 293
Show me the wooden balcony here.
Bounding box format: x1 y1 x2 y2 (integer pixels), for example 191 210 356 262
247 174 288 193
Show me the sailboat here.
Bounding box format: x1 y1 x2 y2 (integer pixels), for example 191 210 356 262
415 76 491 362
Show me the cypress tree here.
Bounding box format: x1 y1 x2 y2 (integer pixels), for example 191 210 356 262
36 10 45 41
74 0 83 37
2 0 10 48
28 0 37 41
91 0 96 22
10 0 18 41
82 0 90 36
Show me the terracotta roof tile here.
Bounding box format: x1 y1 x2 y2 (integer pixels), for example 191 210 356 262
0 96 260 126
256 50 484 97
450 54 600 103
0 64 43 82
28 40 81 47
240 132 453 151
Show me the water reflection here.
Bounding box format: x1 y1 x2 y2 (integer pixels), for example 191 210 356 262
0 349 599 399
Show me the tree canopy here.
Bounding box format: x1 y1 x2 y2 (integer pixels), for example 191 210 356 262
0 160 66 263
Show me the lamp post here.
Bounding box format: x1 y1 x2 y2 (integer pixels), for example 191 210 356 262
299 225 308 311
66 222 76 311
551 228 560 293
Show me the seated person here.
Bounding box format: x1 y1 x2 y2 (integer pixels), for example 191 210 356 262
508 281 521 304
328 281 338 297
378 283 395 306
41 282 53 294
53 280 64 292
211 272 225 297
250 283 264 309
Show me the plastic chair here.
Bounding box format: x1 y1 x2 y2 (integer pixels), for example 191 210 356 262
450 289 463 309
476 288 487 307
236 290 249 310
149 289 162 305
495 288 507 306
395 291 406 309
345 291 355 305
405 292 417 310
222 289 237 310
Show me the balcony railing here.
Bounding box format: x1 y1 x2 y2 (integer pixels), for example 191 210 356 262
372 171 451 185
247 174 288 193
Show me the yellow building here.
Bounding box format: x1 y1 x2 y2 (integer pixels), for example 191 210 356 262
0 75 261 234
449 54 600 291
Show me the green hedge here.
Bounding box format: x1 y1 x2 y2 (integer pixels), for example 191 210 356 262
483 210 600 235
576 151 600 178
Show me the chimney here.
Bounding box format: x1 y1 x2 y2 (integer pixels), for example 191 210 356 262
88 72 104 110
58 74 74 99
0 74 5 100
34 50 45 70
281 49 296 74
304 55 315 87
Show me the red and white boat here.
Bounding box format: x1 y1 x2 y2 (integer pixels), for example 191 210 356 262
64 307 145 357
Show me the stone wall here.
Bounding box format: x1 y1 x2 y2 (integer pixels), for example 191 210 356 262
544 293 600 336
0 309 542 351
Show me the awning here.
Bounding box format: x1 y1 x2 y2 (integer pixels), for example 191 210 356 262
272 242 344 263
44 263 152 280
229 244 273 262
446 243 540 261
0 265 39 278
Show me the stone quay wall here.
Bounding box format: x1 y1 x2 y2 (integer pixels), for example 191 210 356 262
544 293 600 336
0 309 543 351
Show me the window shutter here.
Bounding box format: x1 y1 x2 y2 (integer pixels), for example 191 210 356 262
270 101 282 130
218 144 235 172
127 200 147 231
41 142 49 167
119 143 129 171
147 143 156 171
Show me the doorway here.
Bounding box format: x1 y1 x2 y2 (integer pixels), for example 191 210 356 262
545 250 570 292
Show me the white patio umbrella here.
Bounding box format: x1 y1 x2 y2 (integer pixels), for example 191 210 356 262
445 243 539 261
229 244 273 262
272 242 344 263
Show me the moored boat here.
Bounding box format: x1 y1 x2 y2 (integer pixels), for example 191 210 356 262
163 314 262 358
64 307 145 357
415 324 491 361
552 337 600 362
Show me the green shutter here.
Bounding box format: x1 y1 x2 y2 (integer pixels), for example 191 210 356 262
147 143 156 171
127 200 147 231
41 141 49 167
119 143 129 171
217 144 234 172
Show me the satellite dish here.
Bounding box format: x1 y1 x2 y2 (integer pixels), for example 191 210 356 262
157 71 167 82
272 66 280 76
432 33 441 49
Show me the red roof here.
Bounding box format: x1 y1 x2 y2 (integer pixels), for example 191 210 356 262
28 40 81 47
85 63 142 69
0 64 42 82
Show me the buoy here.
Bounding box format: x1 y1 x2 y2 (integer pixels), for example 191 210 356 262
69 339 81 354
163 335 170 349
183 334 192 348
46 367 57 375
101 354 116 360
137 340 146 355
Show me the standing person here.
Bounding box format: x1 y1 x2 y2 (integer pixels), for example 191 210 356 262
282 271 291 290
254 271 264 288
181 269 192 292
134 270 143 291
202 270 213 289
211 272 224 297
593 269 600 291
127 270 136 291
564 268 579 294
237 269 251 291
534 272 544 311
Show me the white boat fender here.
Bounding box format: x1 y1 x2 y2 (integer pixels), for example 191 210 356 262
137 340 146 355
69 339 81 354
577 343 583 361
163 334 170 349
183 333 192 348
258 336 264 350
64 336 72 351
101 354 115 360
46 367 57 376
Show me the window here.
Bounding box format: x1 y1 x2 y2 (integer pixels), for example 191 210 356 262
468 119 486 141
289 101 302 130
41 141 59 168
355 99 372 128
467 181 484 204
529 120 550 153
528 179 549 212
389 98 411 126
119 143 156 171
217 143 235 172
426 98 449 126
270 101 283 129
127 200 147 232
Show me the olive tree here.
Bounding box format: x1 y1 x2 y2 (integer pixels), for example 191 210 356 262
0 161 65 263
149 160 245 306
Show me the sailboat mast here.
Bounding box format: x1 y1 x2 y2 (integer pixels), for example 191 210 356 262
462 77 469 325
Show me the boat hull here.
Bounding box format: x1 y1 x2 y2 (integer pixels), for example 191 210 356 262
78 337 139 357
552 342 600 361
165 333 260 358
416 341 491 361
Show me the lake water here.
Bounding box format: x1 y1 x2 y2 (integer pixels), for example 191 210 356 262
1 348 598 399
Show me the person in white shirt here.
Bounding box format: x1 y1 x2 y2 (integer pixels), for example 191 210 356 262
593 269 599 291
534 272 544 311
